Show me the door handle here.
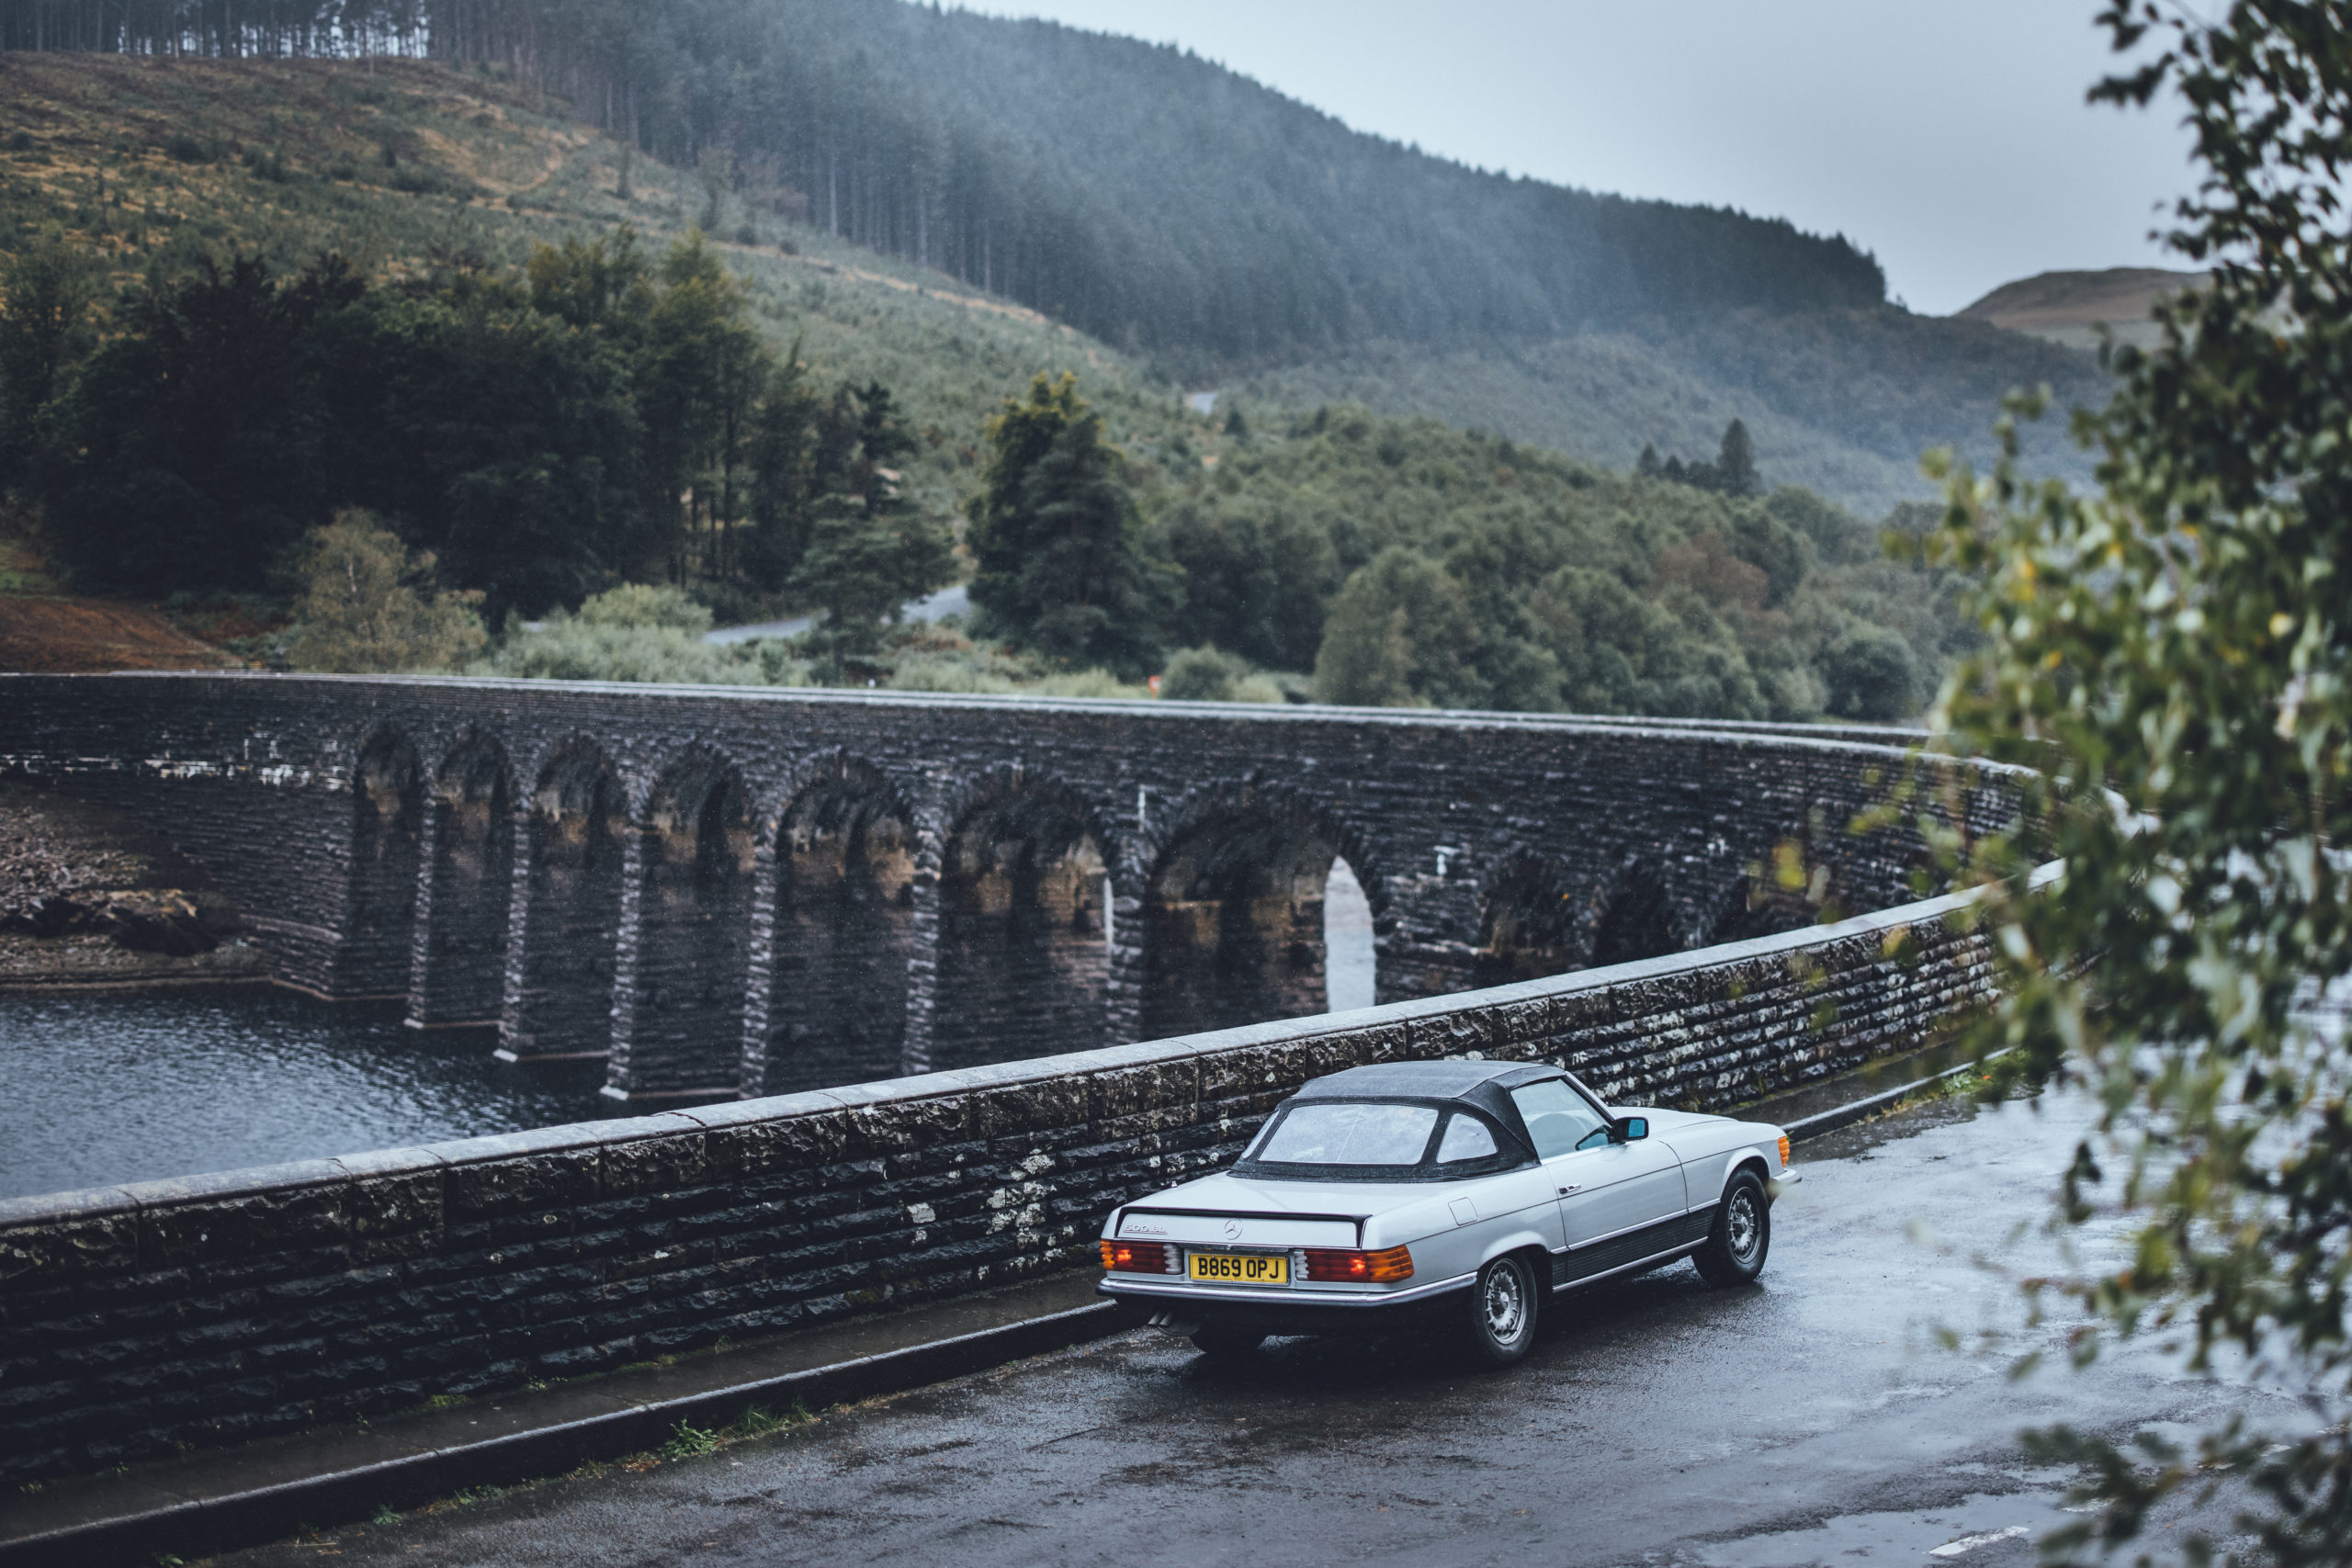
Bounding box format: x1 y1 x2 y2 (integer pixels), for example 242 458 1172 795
1557 1184 1579 1195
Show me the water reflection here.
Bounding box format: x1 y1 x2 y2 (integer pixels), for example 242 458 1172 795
2 876 1391 1202
0 989 606 1201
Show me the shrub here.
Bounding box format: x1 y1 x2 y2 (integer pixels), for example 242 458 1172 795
574 582 714 633
1033 668 1148 699
285 512 486 673
1158 646 1283 704
886 651 1017 694
473 619 747 684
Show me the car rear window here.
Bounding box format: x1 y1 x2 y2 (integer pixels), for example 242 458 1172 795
1255 1102 1440 1166
1435 1113 1499 1164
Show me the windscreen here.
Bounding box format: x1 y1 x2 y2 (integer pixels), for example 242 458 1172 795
1256 1102 1441 1166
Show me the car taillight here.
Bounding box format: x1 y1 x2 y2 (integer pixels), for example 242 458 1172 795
1301 1246 1414 1283
1778 1135 1792 1169
1100 1239 1177 1274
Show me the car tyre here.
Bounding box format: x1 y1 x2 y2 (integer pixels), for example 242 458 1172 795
1694 1167 1770 1288
1460 1252 1541 1367
1191 1326 1265 1359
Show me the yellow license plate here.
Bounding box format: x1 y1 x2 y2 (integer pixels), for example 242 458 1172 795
1188 1251 1289 1285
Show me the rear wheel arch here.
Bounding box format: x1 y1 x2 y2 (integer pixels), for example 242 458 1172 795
1474 1226 1560 1276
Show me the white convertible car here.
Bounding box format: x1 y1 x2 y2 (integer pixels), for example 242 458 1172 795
1097 1059 1800 1364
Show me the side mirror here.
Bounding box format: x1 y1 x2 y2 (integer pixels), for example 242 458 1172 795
1610 1116 1648 1144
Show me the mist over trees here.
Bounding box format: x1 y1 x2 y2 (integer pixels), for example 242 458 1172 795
0 0 1891 371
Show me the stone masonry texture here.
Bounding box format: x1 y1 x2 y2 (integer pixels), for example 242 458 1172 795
0 674 2029 1482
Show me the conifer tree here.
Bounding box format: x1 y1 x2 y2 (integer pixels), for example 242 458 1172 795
789 382 953 669
1714 418 1760 497
965 372 1163 677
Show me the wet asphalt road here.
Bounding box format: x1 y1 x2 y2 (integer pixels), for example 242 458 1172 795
226 1089 2270 1568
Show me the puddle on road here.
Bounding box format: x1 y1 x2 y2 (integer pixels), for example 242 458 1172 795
1685 1488 2071 1567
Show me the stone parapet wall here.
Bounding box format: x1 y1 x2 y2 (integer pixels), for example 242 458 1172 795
0 881 2003 1484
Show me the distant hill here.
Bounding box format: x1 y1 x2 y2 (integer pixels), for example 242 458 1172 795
0 55 1985 718
0 52 1188 529
0 1 2112 511
1955 267 2208 352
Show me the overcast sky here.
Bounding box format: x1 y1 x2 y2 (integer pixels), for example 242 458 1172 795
960 1 2196 317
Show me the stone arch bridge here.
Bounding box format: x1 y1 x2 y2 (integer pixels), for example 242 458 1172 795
0 674 1979 1102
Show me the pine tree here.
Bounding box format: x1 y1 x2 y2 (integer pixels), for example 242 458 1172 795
1715 418 1760 498
1635 443 1662 479
789 382 953 668
741 347 822 591
965 373 1164 677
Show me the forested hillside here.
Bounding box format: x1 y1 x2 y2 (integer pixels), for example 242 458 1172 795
0 52 1973 720
0 0 2108 510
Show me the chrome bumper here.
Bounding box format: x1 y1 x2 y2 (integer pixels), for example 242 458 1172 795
1769 1166 1803 1201
1097 1269 1476 1310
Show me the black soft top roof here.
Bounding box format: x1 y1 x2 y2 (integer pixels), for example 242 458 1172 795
1293 1059 1582 1140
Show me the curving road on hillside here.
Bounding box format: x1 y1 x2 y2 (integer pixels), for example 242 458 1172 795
221 1091 2263 1568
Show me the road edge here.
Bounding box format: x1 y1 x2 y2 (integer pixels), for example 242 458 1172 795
0 1300 1125 1567
3 1049 1994 1567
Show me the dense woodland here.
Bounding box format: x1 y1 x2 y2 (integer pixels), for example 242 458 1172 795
0 30 1997 721
1 0 1887 366
0 207 1962 720
0 0 2109 507
3 226 953 630
1140 409 1964 719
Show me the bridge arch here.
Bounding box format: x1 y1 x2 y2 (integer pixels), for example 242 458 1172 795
340 724 424 996
922 766 1117 1073
502 734 629 1061
1472 847 1581 988
407 726 517 1028
751 753 922 1096
1585 858 1683 968
613 743 757 1097
1136 779 1381 1039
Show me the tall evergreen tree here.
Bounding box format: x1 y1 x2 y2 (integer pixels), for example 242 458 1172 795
631 230 768 583
965 372 1163 677
789 380 953 666
740 345 823 591
1714 417 1760 498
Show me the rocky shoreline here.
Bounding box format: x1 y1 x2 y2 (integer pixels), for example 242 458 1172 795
0 778 271 989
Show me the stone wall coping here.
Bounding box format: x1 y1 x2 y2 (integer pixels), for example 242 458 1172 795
0 858 2059 1234
0 671 1967 761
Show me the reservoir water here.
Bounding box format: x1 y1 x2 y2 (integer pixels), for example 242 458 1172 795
0 861 1381 1201
0 991 605 1201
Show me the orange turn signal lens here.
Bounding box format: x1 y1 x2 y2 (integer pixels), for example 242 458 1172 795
1100 1239 1175 1274
1778 1135 1792 1169
1301 1246 1414 1283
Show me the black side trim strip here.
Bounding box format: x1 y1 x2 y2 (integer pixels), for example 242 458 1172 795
1550 1206 1715 1288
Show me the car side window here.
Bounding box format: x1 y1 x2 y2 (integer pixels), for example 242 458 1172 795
1510 1079 1610 1159
1434 1112 1499 1165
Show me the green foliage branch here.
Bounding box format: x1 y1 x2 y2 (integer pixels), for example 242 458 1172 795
1923 4 2352 1560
